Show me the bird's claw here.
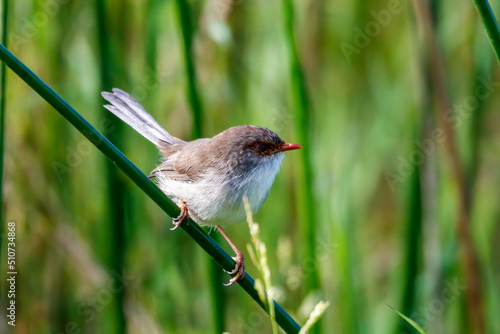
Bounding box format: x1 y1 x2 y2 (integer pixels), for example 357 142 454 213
171 199 188 230
170 220 182 231
224 253 245 286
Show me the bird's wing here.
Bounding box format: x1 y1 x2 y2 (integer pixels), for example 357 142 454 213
149 158 196 182
149 138 211 182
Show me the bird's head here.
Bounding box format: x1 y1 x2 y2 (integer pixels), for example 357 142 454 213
211 125 302 171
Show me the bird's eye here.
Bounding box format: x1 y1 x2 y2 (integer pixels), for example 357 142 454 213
257 144 267 152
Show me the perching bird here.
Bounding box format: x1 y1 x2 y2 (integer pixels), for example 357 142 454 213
102 89 301 285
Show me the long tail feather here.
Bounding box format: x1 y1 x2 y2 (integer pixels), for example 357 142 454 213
101 88 183 147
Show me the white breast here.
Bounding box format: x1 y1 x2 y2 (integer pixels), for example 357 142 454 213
241 153 285 215
156 153 285 227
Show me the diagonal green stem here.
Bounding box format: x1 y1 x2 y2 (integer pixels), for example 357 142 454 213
0 43 301 334
473 0 500 63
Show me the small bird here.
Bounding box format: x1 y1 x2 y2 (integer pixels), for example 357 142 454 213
102 89 301 285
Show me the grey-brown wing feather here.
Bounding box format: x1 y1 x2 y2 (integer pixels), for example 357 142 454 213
149 159 194 181
149 138 211 182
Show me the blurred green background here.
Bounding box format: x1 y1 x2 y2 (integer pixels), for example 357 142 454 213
1 0 500 333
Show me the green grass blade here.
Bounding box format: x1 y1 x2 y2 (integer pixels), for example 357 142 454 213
172 3 226 332
0 43 302 334
94 0 127 331
399 141 423 332
281 1 322 331
0 0 9 302
282 0 320 293
388 304 427 334
174 0 202 138
473 0 500 63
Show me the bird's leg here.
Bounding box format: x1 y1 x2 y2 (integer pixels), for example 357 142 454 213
171 199 188 230
216 225 245 286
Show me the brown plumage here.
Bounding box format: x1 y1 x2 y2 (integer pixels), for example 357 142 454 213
102 88 301 286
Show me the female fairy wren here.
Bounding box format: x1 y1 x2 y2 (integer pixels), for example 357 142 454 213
102 89 301 285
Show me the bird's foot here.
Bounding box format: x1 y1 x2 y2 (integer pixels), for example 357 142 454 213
224 251 245 286
171 199 188 230
216 225 246 286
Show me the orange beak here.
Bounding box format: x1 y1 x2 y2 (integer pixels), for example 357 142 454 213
281 142 302 152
